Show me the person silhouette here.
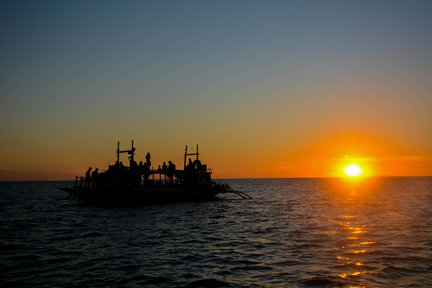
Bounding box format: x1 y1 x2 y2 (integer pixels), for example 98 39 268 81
146 152 151 166
91 168 99 187
168 161 176 180
85 167 92 187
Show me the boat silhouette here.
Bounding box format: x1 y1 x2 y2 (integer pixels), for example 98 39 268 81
60 141 250 205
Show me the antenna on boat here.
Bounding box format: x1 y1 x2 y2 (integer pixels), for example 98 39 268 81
184 145 187 168
130 140 135 164
117 141 120 164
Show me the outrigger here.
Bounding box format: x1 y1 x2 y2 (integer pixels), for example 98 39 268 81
60 141 251 205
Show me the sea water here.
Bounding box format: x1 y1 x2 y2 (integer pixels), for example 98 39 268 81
1 177 431 287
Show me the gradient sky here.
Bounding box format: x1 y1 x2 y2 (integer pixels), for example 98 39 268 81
1 0 431 180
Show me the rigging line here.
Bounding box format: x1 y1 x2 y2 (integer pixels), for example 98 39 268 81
102 155 117 168
173 155 184 165
135 152 147 162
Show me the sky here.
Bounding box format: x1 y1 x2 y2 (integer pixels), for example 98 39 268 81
1 0 431 180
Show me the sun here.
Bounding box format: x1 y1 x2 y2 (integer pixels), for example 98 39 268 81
344 163 363 177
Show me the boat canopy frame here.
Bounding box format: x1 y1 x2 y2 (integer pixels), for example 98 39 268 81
184 144 199 169
117 140 136 165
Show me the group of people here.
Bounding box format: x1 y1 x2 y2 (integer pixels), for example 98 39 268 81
85 167 99 187
156 161 176 179
84 152 179 187
185 158 203 171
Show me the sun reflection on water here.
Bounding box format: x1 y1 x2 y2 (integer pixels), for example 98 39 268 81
331 178 378 282
335 215 371 280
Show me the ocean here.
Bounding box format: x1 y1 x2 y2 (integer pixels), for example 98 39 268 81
1 177 431 287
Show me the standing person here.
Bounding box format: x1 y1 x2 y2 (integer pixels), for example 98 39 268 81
85 167 92 187
91 168 99 187
168 161 176 180
145 152 151 167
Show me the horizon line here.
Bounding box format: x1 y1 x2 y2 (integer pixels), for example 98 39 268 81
1 175 431 183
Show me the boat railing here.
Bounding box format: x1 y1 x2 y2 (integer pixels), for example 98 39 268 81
74 176 84 188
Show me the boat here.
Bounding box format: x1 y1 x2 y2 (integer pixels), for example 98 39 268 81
60 141 250 205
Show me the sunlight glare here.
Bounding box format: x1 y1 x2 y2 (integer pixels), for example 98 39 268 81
344 164 363 177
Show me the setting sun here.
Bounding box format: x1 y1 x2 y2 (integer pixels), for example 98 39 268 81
344 164 363 177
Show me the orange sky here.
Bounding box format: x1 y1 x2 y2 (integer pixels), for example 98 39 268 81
1 131 430 181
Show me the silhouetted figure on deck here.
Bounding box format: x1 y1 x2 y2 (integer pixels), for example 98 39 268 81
168 161 176 180
162 162 167 174
143 162 150 181
130 159 137 168
146 153 151 167
186 158 193 171
91 168 99 187
85 167 92 187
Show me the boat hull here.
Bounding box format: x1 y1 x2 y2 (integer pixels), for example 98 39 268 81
61 184 225 205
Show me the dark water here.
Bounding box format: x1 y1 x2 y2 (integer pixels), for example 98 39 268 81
1 177 432 287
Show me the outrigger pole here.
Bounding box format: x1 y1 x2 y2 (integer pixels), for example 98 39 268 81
117 140 136 165
184 144 199 169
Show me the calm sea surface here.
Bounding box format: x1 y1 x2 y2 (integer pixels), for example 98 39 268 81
1 177 432 287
